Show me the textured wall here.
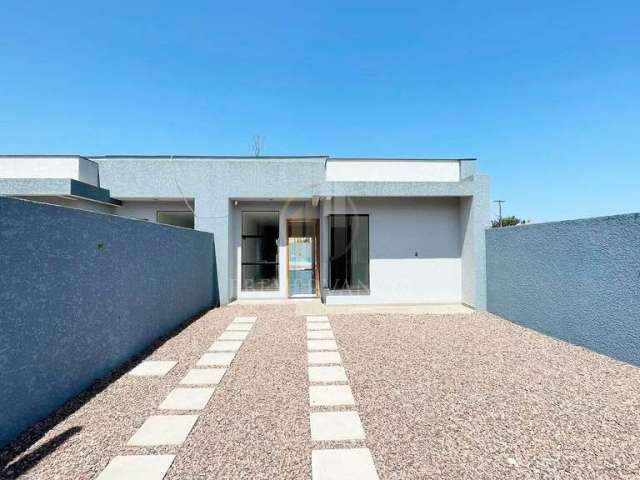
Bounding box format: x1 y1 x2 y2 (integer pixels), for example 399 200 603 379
487 213 640 365
0 197 215 447
92 156 490 308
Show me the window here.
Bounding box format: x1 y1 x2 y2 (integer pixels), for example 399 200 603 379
329 214 369 290
157 211 194 229
242 211 279 290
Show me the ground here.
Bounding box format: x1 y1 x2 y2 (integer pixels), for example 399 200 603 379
1 305 639 479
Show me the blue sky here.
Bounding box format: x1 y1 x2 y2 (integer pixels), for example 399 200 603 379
1 1 639 222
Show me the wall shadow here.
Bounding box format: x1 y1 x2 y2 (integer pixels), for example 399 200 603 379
0 427 81 479
0 308 210 473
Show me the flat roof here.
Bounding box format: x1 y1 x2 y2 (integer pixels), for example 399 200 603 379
0 154 476 162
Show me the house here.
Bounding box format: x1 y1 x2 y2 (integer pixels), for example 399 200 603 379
0 155 490 308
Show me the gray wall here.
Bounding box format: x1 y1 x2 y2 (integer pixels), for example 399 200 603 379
487 213 640 366
92 156 490 308
0 197 215 447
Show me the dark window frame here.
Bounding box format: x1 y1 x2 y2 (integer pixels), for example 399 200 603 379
328 214 370 291
241 210 280 291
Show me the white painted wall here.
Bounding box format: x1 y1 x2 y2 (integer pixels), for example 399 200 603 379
118 200 193 223
323 197 462 305
325 160 460 182
230 200 319 300
0 156 100 186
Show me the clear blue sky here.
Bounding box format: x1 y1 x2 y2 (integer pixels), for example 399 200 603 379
1 1 639 222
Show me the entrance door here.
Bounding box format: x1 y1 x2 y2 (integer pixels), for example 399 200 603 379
287 220 319 297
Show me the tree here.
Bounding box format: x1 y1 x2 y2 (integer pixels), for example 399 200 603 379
491 216 526 228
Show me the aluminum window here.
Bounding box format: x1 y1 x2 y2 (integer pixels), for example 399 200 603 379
241 211 279 290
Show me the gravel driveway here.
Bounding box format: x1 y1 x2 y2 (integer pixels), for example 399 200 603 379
1 305 639 479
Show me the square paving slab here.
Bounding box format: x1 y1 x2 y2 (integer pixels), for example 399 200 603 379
308 366 348 383
226 323 253 332
307 316 329 323
307 330 335 340
308 351 342 365
309 385 356 407
128 360 177 377
233 316 257 323
180 368 226 385
312 448 379 480
308 340 338 351
127 415 199 446
310 411 366 441
197 352 236 366
307 323 332 331
158 388 215 410
209 340 243 352
219 331 249 341
96 455 176 480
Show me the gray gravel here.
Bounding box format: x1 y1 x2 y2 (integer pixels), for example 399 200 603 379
332 311 640 479
2 307 639 479
0 304 309 479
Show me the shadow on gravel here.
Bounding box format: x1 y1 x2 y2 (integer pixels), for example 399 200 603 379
0 308 211 477
0 427 82 480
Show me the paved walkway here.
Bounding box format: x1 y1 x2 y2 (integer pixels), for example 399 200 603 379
1 305 639 479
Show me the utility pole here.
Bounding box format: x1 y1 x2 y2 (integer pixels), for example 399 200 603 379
494 200 506 227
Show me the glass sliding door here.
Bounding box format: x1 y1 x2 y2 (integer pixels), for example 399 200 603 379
241 211 279 290
288 220 318 297
329 214 369 291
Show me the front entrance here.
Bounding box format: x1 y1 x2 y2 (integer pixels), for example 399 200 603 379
287 220 319 297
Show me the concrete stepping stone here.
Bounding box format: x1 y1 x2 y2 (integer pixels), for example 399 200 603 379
308 366 348 383
197 352 236 366
226 323 253 332
307 323 332 331
310 411 366 441
312 448 379 480
96 455 175 480
219 331 249 341
128 361 177 377
210 340 243 352
308 340 338 351
233 316 257 323
309 385 355 407
180 368 226 385
307 316 329 323
308 351 342 365
159 388 215 410
307 330 335 340
127 415 198 446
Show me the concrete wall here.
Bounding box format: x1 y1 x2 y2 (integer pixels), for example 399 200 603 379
0 197 215 448
0 156 100 186
323 197 463 304
91 156 489 307
486 213 640 366
17 195 117 214
118 200 194 223
326 159 460 182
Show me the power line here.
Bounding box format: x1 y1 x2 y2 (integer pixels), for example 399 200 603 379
493 199 506 227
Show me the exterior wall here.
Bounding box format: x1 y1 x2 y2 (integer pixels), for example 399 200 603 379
459 197 474 305
230 200 319 300
325 159 460 182
16 195 117 214
90 156 489 307
486 213 640 366
94 156 328 306
0 156 99 186
0 197 215 448
118 200 194 222
323 197 462 304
